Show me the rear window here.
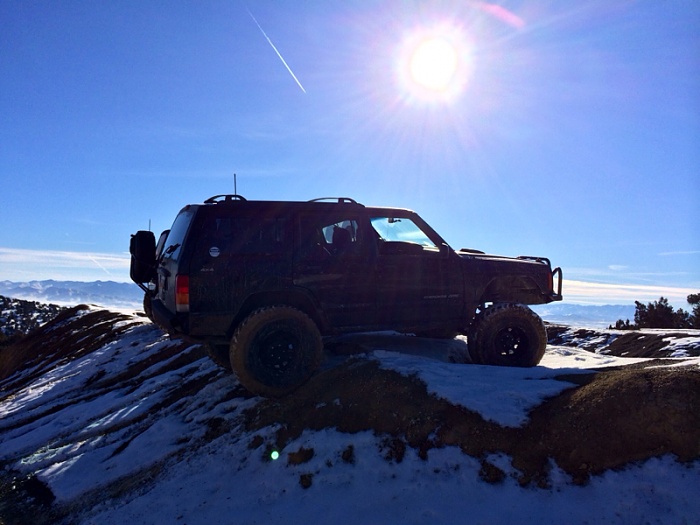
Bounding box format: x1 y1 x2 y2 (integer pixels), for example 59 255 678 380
162 208 195 261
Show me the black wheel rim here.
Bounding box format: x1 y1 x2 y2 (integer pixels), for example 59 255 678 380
249 322 306 387
493 326 530 362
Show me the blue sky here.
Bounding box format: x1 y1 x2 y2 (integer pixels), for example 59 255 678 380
1 1 698 306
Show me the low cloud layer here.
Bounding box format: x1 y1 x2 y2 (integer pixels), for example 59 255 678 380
563 279 697 307
0 247 130 282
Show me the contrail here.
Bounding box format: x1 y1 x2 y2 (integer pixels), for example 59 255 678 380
89 255 113 277
247 8 306 93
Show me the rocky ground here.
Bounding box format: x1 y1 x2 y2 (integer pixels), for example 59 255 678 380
1 306 699 524
0 295 65 340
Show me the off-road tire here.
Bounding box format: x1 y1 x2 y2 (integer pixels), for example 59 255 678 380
206 343 232 371
468 304 546 367
230 306 323 397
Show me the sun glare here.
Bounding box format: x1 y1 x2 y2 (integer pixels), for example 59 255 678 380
398 24 473 104
410 37 458 91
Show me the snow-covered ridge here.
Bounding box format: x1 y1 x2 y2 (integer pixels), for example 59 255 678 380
1 306 699 524
546 323 700 358
0 295 65 337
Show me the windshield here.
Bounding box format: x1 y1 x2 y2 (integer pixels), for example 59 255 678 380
370 216 437 248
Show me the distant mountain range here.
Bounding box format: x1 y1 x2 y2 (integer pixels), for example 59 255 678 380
0 280 635 328
531 303 635 328
0 280 142 310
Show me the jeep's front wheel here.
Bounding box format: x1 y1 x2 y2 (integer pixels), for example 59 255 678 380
230 306 323 397
468 304 546 367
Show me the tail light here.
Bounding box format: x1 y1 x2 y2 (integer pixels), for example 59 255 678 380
175 274 189 312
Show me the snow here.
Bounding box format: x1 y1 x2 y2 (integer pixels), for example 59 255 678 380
84 433 700 525
369 338 683 427
663 333 700 357
372 350 585 427
1 310 699 524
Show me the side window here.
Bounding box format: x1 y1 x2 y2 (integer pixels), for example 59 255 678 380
298 215 362 259
197 216 236 254
196 214 289 259
322 219 359 255
238 217 288 254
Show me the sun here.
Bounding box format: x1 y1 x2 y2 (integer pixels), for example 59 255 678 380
410 37 459 91
397 24 473 104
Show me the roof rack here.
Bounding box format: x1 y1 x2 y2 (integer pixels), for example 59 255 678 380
204 194 247 204
308 197 359 204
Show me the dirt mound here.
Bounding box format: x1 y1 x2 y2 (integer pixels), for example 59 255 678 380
246 360 700 486
523 366 700 483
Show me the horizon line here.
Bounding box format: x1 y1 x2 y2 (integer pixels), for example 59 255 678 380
0 247 697 307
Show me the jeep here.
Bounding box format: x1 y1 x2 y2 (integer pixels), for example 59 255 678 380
130 194 562 397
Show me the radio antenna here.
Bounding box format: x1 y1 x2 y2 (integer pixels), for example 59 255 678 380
234 172 237 195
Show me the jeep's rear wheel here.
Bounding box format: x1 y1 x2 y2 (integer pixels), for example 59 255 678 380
230 306 323 397
468 304 546 367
